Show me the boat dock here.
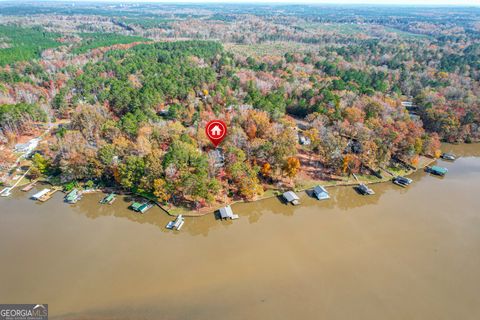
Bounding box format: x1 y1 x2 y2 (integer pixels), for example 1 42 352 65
219 205 239 220
0 187 12 197
65 189 82 204
21 181 37 192
166 215 185 231
100 193 116 205
32 188 61 202
425 166 448 176
130 202 153 213
283 191 300 205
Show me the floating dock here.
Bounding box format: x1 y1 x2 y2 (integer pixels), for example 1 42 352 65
166 215 185 231
31 188 60 202
21 181 37 192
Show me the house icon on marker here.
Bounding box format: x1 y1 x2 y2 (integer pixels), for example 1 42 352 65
210 125 222 136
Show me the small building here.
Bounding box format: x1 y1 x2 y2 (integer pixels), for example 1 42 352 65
401 101 414 108
313 185 330 200
31 188 51 200
219 205 239 220
283 191 300 205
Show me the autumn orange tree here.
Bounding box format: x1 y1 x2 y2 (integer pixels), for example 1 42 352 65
283 157 300 178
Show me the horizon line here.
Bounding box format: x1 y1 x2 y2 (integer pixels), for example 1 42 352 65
0 0 479 7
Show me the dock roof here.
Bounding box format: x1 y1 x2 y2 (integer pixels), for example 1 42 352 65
283 191 300 202
219 205 234 219
431 166 448 174
32 189 50 200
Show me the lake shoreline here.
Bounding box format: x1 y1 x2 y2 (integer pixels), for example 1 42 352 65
161 155 438 217
3 155 438 218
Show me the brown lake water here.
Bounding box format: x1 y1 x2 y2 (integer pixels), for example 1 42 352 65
1 144 480 320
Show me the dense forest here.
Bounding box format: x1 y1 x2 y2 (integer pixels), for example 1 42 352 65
0 2 478 209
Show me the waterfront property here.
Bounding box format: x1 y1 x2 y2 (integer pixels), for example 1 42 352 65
219 205 239 220
130 202 153 214
392 176 413 188
166 215 185 231
31 188 51 201
356 183 375 195
65 189 82 204
100 193 116 205
283 191 300 205
425 166 448 176
313 185 330 200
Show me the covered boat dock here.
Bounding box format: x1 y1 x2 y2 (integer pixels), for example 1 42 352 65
219 205 239 220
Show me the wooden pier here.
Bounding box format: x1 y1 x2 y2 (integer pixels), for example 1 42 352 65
21 181 37 192
38 187 61 202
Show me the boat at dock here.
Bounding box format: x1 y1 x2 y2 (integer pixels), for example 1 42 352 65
166 215 185 231
356 183 375 195
425 166 448 176
100 193 116 205
130 202 153 214
392 176 413 188
441 153 456 161
65 189 82 204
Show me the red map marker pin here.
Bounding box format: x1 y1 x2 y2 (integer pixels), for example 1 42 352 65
205 120 227 147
